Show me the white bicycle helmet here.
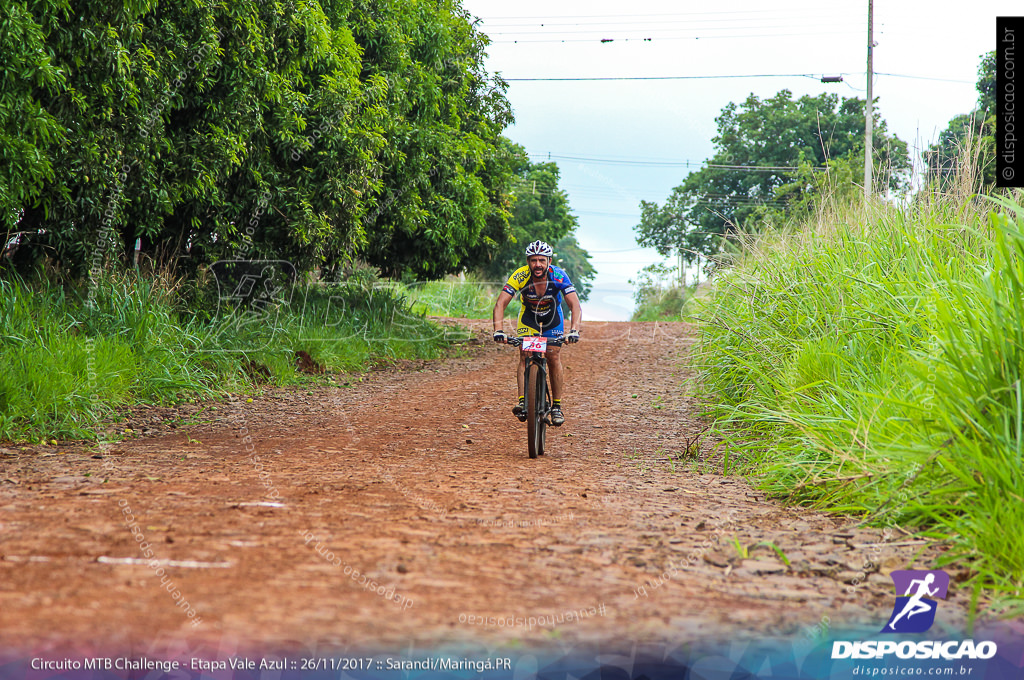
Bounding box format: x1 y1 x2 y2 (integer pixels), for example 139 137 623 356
525 240 553 257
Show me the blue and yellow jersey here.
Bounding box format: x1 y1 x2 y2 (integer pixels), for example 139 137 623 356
502 265 577 337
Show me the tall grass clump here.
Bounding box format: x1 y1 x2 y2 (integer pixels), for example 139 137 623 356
693 187 1024 605
405 274 501 319
0 271 461 443
283 280 461 371
631 284 691 322
404 274 521 320
630 262 704 321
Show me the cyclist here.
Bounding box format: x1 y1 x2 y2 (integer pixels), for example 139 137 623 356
492 240 582 426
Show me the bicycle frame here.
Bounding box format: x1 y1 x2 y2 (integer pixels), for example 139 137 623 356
509 335 560 458
522 343 551 420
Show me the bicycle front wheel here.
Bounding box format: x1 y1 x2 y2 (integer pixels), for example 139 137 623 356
526 361 546 459
538 380 549 456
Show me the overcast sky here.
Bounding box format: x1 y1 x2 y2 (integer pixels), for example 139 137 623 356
461 0 1017 320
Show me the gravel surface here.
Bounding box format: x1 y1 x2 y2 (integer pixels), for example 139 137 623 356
0 320 971 656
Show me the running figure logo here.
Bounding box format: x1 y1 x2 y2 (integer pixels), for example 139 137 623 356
882 570 950 633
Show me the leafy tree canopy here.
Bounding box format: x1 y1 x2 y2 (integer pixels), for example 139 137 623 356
477 141 595 300
1 0 517 282
552 234 595 302
977 50 997 114
635 89 910 265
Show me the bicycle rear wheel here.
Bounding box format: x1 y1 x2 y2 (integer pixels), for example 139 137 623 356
526 361 546 459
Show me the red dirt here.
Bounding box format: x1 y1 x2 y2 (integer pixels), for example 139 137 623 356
0 321 971 657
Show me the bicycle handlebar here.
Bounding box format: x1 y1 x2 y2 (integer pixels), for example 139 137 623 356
503 336 567 348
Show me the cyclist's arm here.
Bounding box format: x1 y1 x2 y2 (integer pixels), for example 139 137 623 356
493 290 514 331
565 291 583 331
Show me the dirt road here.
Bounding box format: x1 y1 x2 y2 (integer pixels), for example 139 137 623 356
0 321 967 656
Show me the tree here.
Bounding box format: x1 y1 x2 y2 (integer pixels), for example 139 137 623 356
4 0 380 276
924 51 996 189
2 0 516 283
351 0 516 280
0 0 67 231
477 141 595 300
924 113 988 188
977 50 997 114
552 234 595 302
635 90 911 265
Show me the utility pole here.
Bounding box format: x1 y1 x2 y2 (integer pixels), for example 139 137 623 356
864 0 874 200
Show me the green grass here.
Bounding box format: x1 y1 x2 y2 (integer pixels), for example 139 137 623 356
626 284 700 321
405 275 520 320
692 190 1024 609
0 272 465 443
629 264 694 322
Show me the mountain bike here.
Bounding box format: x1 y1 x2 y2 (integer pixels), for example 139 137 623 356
507 335 563 459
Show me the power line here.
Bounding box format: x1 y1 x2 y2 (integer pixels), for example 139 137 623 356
575 198 793 220
529 153 827 171
875 72 974 84
485 12 860 28
575 210 642 218
479 7 858 20
529 153 700 166
705 163 826 171
487 20 857 35
507 72 967 84
493 30 859 44
507 73 823 82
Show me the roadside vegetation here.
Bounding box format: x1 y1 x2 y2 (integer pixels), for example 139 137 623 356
691 183 1024 611
1 1 595 443
2 0 518 281
0 271 466 443
2 0 594 295
1 262 541 444
631 50 1021 610
408 277 497 318
629 262 693 322
630 286 686 322
406 275 521 320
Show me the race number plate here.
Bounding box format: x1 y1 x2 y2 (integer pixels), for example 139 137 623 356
521 336 548 353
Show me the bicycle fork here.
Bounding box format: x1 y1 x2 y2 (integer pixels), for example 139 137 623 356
524 357 551 424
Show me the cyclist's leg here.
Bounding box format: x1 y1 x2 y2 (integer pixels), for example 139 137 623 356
540 325 565 400
540 323 565 399
546 343 565 426
540 325 566 425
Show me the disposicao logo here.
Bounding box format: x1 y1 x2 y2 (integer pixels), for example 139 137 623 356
831 569 998 661
881 569 949 634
